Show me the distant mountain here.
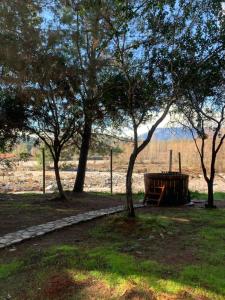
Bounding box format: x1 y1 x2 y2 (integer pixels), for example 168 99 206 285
140 127 194 141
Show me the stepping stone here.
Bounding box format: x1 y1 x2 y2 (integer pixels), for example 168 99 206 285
0 204 144 249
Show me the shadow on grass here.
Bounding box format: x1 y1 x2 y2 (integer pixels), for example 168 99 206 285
0 208 225 299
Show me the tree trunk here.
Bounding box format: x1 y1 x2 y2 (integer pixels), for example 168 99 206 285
54 158 66 200
126 152 136 217
206 149 216 208
206 180 216 208
73 118 92 192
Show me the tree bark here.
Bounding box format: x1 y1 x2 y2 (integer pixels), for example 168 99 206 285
206 180 216 208
54 157 66 200
126 152 136 217
73 118 92 192
206 146 216 208
125 101 173 217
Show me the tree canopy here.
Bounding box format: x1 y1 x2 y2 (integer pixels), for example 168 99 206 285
0 0 224 210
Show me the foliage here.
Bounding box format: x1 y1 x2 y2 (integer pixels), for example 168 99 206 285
34 146 53 170
0 0 225 205
100 0 214 215
23 51 81 198
178 82 225 207
0 90 27 151
89 133 123 157
0 0 42 149
0 157 16 171
169 0 225 207
12 143 30 160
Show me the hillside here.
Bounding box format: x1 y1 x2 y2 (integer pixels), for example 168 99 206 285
140 127 194 141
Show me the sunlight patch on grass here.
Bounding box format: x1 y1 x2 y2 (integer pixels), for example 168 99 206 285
160 216 190 223
68 269 89 281
86 211 225 299
0 208 225 299
181 264 225 299
157 279 183 294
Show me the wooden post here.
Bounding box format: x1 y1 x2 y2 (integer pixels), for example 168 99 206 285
110 149 113 194
178 152 182 173
169 150 173 172
42 148 45 195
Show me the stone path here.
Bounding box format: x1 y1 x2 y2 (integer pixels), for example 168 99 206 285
0 204 144 250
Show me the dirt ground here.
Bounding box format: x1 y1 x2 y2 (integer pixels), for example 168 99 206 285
0 200 224 257
0 192 125 236
1 169 225 194
0 204 211 261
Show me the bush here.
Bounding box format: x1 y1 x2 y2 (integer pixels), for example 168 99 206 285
34 147 53 170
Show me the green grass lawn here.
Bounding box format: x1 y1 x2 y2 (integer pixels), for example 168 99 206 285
95 191 225 202
0 206 224 299
190 191 225 201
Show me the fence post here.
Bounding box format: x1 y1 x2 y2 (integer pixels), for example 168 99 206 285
110 149 113 194
42 148 45 195
178 152 182 173
169 150 173 172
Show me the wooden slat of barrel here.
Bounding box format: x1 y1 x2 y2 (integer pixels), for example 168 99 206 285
144 173 189 206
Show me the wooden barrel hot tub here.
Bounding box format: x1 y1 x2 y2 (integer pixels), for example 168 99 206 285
144 172 189 206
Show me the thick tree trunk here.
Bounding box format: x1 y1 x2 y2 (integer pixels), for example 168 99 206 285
206 151 216 208
206 180 216 208
126 152 136 217
54 158 66 200
73 118 92 193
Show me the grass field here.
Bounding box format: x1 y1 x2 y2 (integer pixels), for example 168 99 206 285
0 203 224 299
190 191 225 201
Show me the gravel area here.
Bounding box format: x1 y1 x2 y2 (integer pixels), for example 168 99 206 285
1 170 225 194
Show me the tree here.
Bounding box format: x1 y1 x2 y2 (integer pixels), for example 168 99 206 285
102 0 206 216
0 0 82 199
0 0 119 198
178 88 225 208
103 72 173 216
25 53 81 199
49 0 128 193
173 1 225 208
0 89 27 151
0 0 41 72
0 0 41 150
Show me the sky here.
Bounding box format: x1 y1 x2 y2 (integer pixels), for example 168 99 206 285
222 2 225 12
123 111 173 138
138 114 171 134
